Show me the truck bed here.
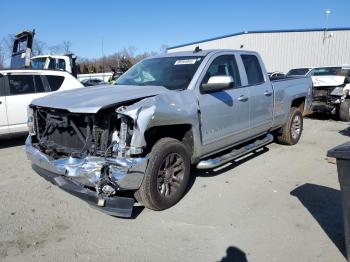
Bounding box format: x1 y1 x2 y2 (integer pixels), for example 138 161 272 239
271 76 313 128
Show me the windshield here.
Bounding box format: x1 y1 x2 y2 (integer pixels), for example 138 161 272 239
309 67 350 77
31 58 46 69
286 68 310 76
116 56 204 90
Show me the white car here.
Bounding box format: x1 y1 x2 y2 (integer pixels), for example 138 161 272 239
0 69 84 136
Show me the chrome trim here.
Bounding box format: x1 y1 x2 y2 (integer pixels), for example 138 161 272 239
25 136 148 190
197 134 273 169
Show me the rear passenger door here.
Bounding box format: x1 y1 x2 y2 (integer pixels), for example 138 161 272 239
5 74 48 133
0 75 9 135
240 54 273 136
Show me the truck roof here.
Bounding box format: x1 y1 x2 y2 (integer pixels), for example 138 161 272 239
155 49 258 58
0 68 73 75
31 55 72 59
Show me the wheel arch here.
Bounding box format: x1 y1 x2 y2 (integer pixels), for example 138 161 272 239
144 124 195 161
291 97 306 114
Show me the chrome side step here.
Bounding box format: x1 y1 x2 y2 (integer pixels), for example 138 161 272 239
196 134 274 169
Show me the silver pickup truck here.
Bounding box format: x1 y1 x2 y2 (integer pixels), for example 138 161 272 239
25 49 312 217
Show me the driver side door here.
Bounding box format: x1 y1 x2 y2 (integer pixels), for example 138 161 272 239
197 54 250 155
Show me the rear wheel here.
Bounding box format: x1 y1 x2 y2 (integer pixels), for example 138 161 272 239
134 138 190 210
276 107 303 145
339 99 350 122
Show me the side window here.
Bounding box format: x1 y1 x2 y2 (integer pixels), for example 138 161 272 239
202 55 241 87
241 55 264 85
46 75 65 91
34 75 45 93
48 59 56 69
8 75 36 95
0 76 5 96
57 59 66 70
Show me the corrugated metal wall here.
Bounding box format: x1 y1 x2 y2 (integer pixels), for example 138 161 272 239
168 30 350 72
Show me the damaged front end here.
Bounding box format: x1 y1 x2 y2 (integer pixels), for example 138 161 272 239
26 90 199 217
312 76 350 114
26 105 148 217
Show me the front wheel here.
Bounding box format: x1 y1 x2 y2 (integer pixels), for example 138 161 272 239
276 107 303 145
134 138 190 210
339 99 350 122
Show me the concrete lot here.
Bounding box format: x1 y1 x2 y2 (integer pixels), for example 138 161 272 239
0 117 349 262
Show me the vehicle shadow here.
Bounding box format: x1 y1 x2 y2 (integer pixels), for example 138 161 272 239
0 134 27 149
306 113 335 121
290 183 346 258
219 246 248 262
339 126 350 137
130 206 145 219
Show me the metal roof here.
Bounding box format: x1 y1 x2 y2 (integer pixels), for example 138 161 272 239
167 27 350 50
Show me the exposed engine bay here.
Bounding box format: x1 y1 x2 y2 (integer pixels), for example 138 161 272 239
30 106 141 160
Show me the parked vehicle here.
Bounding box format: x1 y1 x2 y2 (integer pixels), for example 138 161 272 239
0 69 84 136
25 49 312 217
286 67 313 77
310 66 350 121
9 30 115 82
81 78 106 87
31 54 78 77
10 30 35 69
268 71 285 80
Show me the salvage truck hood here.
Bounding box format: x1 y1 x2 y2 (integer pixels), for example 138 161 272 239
312 76 346 87
31 85 170 113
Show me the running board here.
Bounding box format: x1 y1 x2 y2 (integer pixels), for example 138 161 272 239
196 134 274 169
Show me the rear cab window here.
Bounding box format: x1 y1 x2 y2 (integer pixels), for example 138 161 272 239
241 54 265 85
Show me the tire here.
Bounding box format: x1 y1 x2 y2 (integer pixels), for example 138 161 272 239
134 138 190 210
276 107 303 145
339 99 350 122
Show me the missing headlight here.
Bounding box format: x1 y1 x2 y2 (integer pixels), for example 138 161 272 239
27 107 36 135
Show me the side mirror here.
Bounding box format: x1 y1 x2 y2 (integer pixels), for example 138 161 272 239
201 76 234 93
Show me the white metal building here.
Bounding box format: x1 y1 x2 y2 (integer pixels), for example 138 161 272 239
167 28 350 73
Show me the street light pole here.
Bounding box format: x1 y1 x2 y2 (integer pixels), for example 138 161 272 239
323 9 331 43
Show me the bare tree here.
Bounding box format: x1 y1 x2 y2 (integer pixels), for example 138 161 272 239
32 39 47 56
62 40 71 54
0 40 6 69
160 44 168 54
48 44 63 55
2 34 14 59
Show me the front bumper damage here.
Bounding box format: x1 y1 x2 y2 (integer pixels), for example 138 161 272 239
311 96 345 114
25 136 148 217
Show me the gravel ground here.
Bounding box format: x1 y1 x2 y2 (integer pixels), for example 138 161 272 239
0 117 349 262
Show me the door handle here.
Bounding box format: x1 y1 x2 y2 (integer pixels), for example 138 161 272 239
264 91 272 96
237 95 248 102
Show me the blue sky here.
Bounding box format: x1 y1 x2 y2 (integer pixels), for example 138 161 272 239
0 0 349 59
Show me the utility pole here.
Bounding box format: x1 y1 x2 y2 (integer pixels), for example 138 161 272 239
323 9 331 43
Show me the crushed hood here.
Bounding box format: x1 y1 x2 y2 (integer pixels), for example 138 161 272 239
312 76 345 87
31 85 170 113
